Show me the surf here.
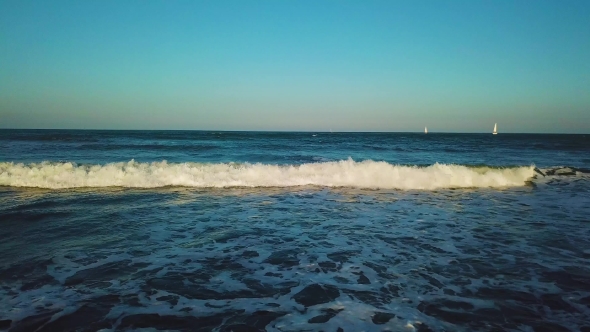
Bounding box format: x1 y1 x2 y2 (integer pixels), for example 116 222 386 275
0 159 539 190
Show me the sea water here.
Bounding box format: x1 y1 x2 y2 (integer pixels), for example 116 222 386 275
0 130 589 331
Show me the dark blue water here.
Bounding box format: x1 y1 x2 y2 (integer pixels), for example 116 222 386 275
1 129 589 167
1 130 589 332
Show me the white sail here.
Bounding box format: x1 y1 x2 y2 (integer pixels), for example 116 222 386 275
493 123 497 135
425 127 428 134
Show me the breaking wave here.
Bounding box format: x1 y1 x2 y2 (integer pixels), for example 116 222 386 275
0 159 539 190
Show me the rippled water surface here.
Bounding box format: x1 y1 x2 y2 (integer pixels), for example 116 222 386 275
1 130 589 332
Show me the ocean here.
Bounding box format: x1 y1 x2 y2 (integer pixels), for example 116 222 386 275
0 130 589 332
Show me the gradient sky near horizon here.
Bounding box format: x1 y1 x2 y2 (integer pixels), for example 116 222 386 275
1 0 589 132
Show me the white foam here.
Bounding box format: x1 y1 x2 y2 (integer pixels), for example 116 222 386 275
0 159 535 189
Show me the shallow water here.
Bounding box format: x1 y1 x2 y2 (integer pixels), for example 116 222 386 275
1 130 589 331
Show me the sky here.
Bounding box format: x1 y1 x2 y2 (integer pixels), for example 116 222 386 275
1 0 589 132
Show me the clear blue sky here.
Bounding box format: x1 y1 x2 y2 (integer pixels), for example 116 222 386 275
1 0 589 132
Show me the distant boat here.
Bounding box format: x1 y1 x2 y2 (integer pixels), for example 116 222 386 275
493 123 498 135
425 127 428 134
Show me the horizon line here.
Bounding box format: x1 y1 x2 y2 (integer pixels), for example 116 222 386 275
0 128 588 135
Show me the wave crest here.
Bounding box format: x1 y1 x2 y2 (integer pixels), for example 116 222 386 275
0 159 536 189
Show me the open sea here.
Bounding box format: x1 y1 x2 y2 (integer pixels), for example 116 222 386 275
1 129 589 332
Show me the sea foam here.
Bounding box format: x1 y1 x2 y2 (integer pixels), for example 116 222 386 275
0 159 535 189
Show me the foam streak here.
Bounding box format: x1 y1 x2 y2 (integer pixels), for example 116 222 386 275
0 159 535 189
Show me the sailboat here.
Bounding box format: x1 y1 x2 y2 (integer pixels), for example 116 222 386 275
493 123 497 135
424 127 428 134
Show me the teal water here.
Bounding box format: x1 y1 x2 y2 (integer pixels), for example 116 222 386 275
0 130 589 331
